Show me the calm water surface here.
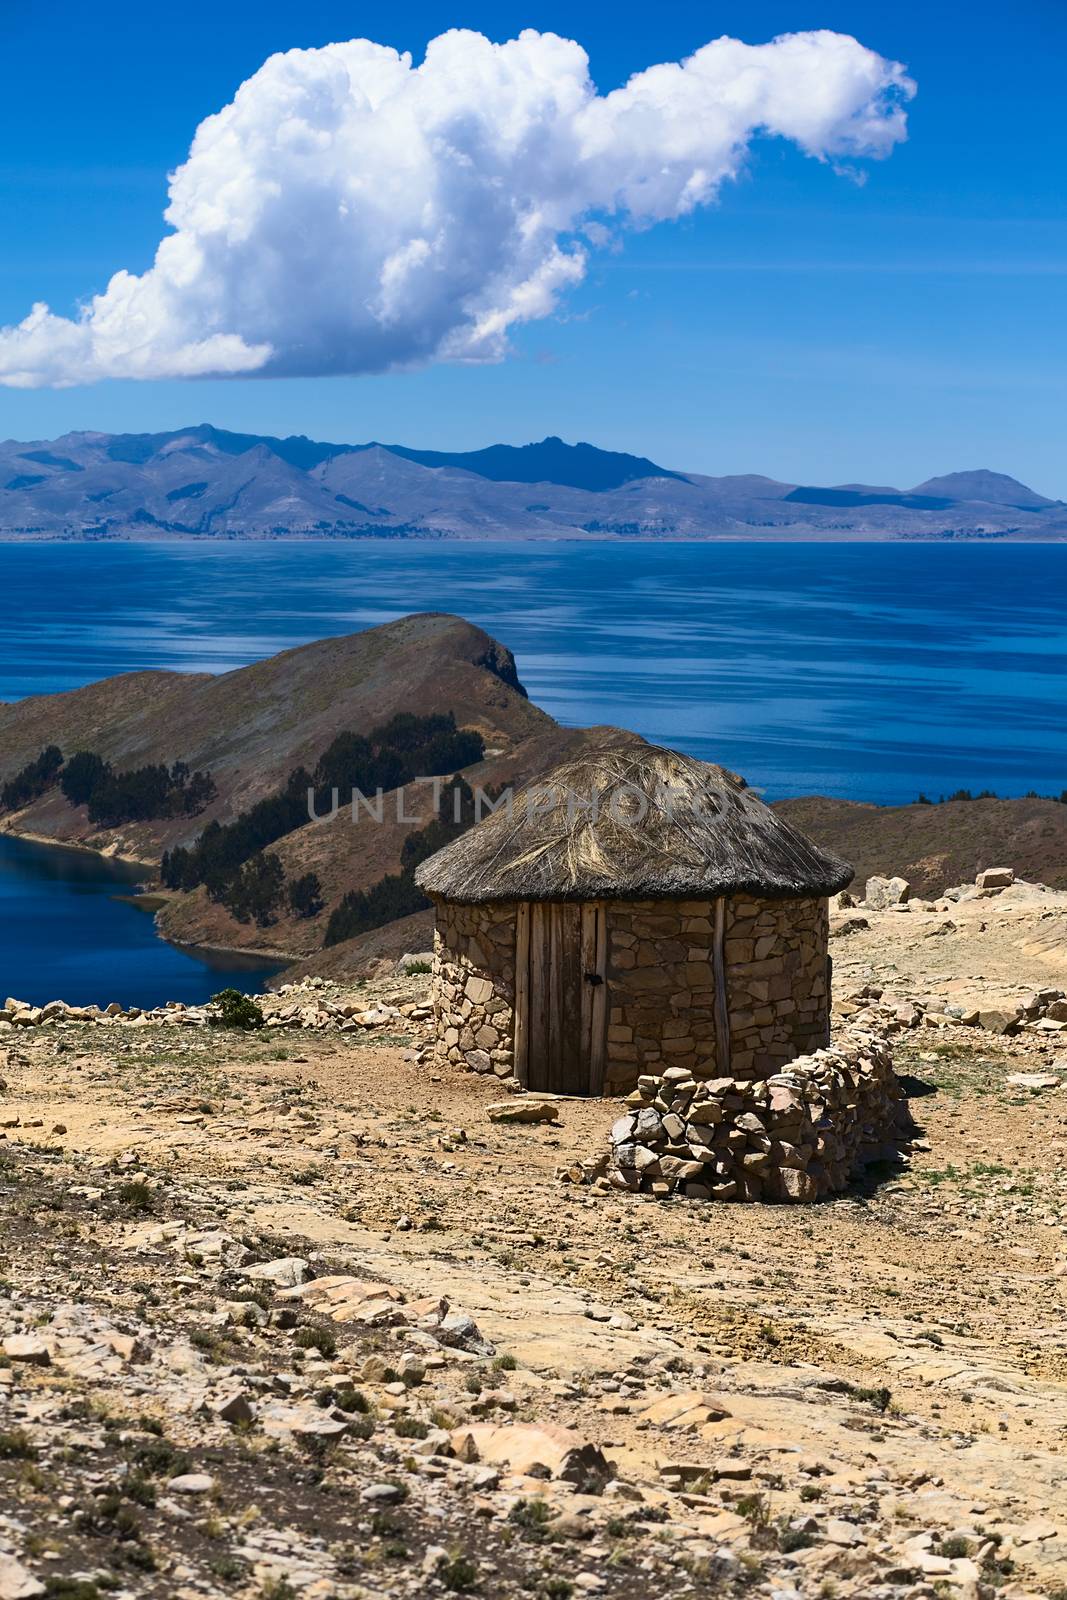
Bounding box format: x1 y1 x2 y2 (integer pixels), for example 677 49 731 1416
0 833 280 1007
0 539 1064 1003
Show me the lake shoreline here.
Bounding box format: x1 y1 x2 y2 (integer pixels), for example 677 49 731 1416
1 531 1065 546
0 817 155 872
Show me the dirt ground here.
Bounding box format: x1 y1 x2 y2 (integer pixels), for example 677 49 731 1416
2 893 1067 1600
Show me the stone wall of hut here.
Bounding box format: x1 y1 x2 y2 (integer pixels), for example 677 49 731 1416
724 894 830 1076
431 900 516 1078
603 894 829 1095
431 892 831 1091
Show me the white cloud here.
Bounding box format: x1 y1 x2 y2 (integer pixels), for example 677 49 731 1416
0 28 913 388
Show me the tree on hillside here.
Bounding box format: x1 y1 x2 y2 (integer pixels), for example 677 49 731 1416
224 852 286 927
288 872 324 919
1 745 63 812
61 751 112 807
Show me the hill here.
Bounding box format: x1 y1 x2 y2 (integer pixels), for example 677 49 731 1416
774 794 1067 896
1 424 1063 540
0 615 638 961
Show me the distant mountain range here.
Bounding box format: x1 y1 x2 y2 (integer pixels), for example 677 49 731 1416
1 424 1063 540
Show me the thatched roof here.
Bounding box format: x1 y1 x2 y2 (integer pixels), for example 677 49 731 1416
415 742 853 904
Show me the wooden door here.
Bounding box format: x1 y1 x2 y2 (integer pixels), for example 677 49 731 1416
515 901 607 1095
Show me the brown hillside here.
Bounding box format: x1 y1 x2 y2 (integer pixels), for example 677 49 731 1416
774 794 1067 896
0 614 551 863
272 908 437 987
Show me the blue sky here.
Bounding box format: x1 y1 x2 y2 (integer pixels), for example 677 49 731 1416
1 0 1064 493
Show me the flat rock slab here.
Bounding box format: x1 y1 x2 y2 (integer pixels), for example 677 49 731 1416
241 1256 310 1288
487 1100 562 1124
2 1334 51 1366
0 1557 44 1600
450 1421 613 1489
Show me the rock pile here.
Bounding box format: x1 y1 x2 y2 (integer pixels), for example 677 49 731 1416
606 1028 906 1203
837 983 1067 1038
0 980 434 1037
847 865 1022 917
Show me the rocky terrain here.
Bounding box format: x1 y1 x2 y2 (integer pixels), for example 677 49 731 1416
779 797 1067 898
2 425 1064 540
1 872 1067 1598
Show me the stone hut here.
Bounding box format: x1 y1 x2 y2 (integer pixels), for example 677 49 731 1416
415 742 853 1096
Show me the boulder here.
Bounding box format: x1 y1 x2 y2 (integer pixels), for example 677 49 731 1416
241 1256 310 1289
864 875 910 909
449 1422 613 1490
976 866 1014 890
0 1557 44 1599
2 1334 51 1366
978 1009 1022 1036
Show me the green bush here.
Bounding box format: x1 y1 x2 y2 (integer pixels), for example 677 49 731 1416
210 988 264 1030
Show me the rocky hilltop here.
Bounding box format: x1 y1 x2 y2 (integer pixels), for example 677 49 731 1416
2 424 1064 540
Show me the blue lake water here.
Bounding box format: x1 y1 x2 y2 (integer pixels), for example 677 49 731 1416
0 833 280 1008
0 538 1065 1004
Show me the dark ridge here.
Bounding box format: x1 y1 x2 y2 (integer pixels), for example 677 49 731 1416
106 424 347 471
165 482 210 503
96 425 683 492
335 493 386 515
377 435 686 492
5 475 46 491
19 451 84 472
784 487 955 511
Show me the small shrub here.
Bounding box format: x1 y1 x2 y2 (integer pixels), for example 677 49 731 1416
492 1353 517 1373
210 988 264 1030
393 1416 429 1440
74 1494 142 1541
778 1524 816 1553
848 1383 892 1413
437 1554 479 1592
735 1494 770 1526
292 1325 337 1359
941 1535 973 1559
508 1497 555 1542
123 1472 156 1507
260 1580 298 1600
207 1553 248 1583
131 1437 188 1478
332 1388 369 1414
44 1581 102 1600
0 1428 36 1461
290 1165 323 1187
402 960 432 976
116 1181 154 1211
